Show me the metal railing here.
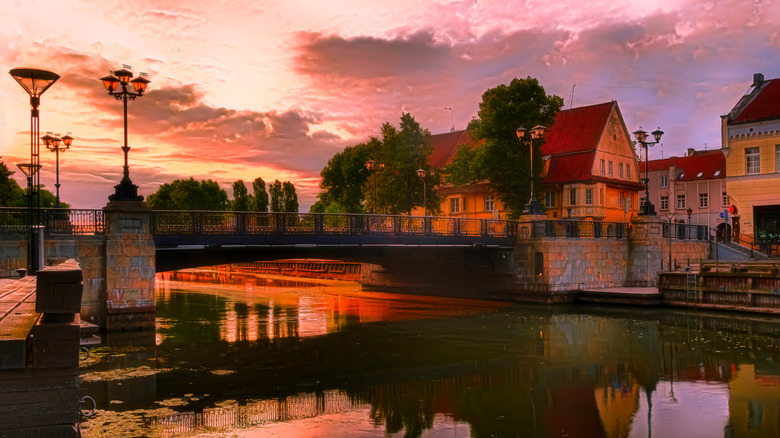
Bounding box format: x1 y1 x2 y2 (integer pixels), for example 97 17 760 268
662 223 709 240
150 211 516 239
0 208 105 235
533 220 630 238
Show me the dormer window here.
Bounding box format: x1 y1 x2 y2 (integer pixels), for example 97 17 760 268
679 173 685 179
714 170 721 177
696 172 703 178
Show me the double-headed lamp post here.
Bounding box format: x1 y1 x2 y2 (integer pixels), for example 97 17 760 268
100 67 150 202
10 68 60 274
516 125 547 215
632 127 664 216
41 134 73 208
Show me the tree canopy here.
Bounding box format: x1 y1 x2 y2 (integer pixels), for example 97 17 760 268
146 177 229 210
231 180 252 211
0 157 69 208
252 177 269 212
467 77 563 218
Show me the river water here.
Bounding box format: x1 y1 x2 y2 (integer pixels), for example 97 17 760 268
79 269 780 437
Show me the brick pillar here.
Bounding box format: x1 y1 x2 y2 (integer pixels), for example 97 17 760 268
627 216 666 286
103 201 156 331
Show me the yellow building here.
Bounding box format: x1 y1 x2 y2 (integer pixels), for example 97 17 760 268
722 73 780 240
429 101 643 222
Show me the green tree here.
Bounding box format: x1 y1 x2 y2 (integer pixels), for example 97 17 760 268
468 77 562 218
316 140 375 213
231 180 252 211
281 181 298 212
147 177 229 210
445 143 486 186
252 177 269 212
269 180 283 213
0 158 23 207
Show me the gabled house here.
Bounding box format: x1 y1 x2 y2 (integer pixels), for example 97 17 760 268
428 101 644 222
721 73 780 240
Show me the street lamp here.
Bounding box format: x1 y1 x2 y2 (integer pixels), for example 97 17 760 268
516 125 546 215
417 168 433 216
100 67 150 202
686 207 693 224
365 160 384 214
666 212 675 271
42 133 73 208
10 67 60 273
632 127 664 216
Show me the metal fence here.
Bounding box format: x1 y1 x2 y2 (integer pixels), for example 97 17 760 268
532 220 630 238
662 223 709 240
150 211 516 238
0 208 104 235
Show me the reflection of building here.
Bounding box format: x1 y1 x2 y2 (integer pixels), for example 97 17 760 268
728 364 780 437
722 73 780 239
429 101 644 221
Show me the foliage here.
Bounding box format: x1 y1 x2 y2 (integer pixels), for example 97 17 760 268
0 158 23 207
146 177 229 210
282 181 298 212
269 180 282 212
445 144 486 186
231 180 252 211
252 177 269 212
315 113 440 215
467 77 563 218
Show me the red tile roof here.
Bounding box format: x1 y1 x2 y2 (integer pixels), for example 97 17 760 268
540 101 615 156
731 79 780 124
643 149 725 181
428 130 476 168
544 152 596 183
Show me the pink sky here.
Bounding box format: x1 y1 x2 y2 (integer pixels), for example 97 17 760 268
2 0 779 210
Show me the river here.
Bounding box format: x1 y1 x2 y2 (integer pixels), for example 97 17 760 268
79 269 780 437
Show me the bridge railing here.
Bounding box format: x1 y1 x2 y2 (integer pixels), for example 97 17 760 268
150 211 517 239
0 208 104 235
527 220 630 238
662 223 709 240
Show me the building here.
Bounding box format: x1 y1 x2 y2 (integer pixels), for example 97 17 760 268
721 73 780 240
643 149 727 230
429 101 644 222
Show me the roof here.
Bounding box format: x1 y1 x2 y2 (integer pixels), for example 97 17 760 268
643 149 725 181
729 78 780 124
428 130 476 169
544 151 596 183
540 101 615 155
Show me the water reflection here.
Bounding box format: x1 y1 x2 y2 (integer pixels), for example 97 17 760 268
79 269 780 437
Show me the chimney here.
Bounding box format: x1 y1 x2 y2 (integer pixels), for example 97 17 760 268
687 148 695 156
753 73 764 86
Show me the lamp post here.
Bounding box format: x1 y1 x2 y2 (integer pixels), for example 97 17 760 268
417 168 431 216
10 68 60 274
516 125 546 215
100 67 150 202
42 133 73 208
365 160 384 214
632 127 664 216
666 212 675 271
687 207 693 224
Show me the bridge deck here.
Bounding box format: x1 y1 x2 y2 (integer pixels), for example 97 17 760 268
0 276 39 369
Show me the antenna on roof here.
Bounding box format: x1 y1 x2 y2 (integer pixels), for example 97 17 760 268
569 84 575 109
444 107 454 131
704 143 708 151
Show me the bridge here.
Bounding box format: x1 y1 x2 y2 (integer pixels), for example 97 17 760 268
0 206 712 331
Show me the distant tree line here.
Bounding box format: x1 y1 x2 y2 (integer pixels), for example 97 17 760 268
0 157 70 208
146 176 298 212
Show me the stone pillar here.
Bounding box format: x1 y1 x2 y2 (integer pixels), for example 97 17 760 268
103 201 156 331
627 216 666 286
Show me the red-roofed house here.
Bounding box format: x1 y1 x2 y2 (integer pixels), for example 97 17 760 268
428 101 644 222
721 73 780 240
643 149 726 229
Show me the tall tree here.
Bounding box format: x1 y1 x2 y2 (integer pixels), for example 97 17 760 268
269 180 283 213
281 181 298 212
231 180 252 211
468 77 563 218
316 140 375 213
0 158 23 207
147 177 229 210
445 144 486 187
252 177 269 212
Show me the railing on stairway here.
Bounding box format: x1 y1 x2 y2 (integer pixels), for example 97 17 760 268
0 208 105 235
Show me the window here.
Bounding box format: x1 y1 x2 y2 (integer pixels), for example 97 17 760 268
625 196 632 211
618 193 623 208
600 188 605 206
585 188 593 205
608 161 613 176
484 195 494 212
545 191 555 207
699 193 708 208
660 176 668 188
626 165 630 179
600 159 605 175
618 163 624 178
677 194 686 209
776 145 780 172
696 172 703 178
723 191 728 206
449 197 460 213
714 170 721 177
660 195 669 211
746 147 760 174
569 189 576 205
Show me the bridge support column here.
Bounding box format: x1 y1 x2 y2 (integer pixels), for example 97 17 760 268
103 201 156 331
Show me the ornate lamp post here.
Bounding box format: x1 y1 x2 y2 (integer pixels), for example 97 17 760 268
10 68 60 273
417 168 434 216
666 212 675 270
516 125 546 215
365 160 384 214
687 207 693 224
100 67 150 202
42 134 73 208
632 127 664 216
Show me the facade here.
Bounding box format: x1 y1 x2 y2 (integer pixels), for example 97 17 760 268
429 101 644 221
643 149 727 230
721 73 780 240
